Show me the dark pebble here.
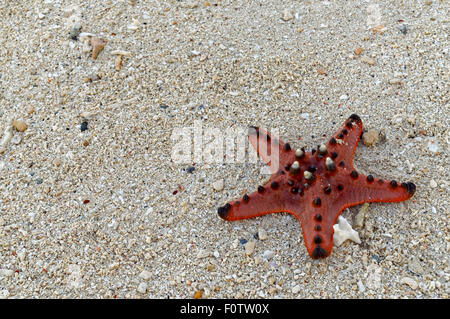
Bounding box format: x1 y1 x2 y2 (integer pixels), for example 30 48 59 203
80 121 88 132
399 24 407 34
186 166 195 173
160 104 169 109
239 238 247 245
35 178 43 185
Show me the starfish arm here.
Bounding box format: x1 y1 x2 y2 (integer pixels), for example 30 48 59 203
217 179 301 221
295 193 336 259
325 114 363 167
334 173 416 210
248 126 294 174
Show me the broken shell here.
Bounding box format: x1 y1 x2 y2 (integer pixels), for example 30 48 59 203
12 120 27 132
91 37 106 59
115 55 123 71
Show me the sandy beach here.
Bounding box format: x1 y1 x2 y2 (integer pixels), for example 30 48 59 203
0 0 448 298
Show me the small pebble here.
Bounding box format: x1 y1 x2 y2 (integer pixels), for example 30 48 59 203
212 179 224 191
429 179 437 188
239 238 248 245
263 250 274 260
360 56 376 65
115 55 123 71
257 228 267 240
186 166 195 173
193 290 202 299
196 249 210 259
401 277 418 290
362 129 379 147
339 94 349 101
137 282 148 294
12 120 27 132
354 47 363 55
26 105 35 115
408 257 425 275
399 24 407 35
35 178 43 185
139 270 152 280
281 9 293 21
69 22 82 40
244 241 256 255
292 285 301 294
389 78 402 85
80 121 88 132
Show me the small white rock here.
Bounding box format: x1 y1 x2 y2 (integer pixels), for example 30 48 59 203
263 250 274 260
281 9 294 21
139 270 152 280
333 216 361 246
213 250 220 258
429 179 437 188
292 285 301 294
401 277 418 290
196 249 210 259
212 179 224 191
427 142 440 154
137 282 148 294
258 228 268 240
244 241 256 255
339 94 349 101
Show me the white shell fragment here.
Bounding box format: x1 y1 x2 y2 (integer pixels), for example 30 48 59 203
0 120 13 154
333 216 361 247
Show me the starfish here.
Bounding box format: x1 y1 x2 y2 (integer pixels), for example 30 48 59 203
217 114 416 259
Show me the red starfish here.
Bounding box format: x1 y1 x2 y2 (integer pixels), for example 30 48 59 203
218 114 416 259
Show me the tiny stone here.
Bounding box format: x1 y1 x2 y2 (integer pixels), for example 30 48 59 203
354 47 363 55
399 24 407 34
35 178 43 185
137 282 148 294
263 250 274 260
12 120 27 132
401 277 418 290
213 250 220 258
244 241 256 255
69 22 82 40
427 142 440 154
212 179 224 191
193 290 202 299
26 105 35 114
258 228 267 240
281 9 293 21
362 129 379 147
239 238 247 245
292 285 301 294
429 179 437 188
186 166 195 173
389 78 402 85
408 257 425 275
196 249 210 259
360 56 375 65
139 270 152 280
80 121 88 132
339 94 349 101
